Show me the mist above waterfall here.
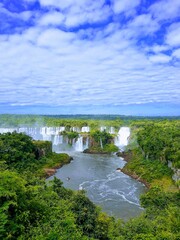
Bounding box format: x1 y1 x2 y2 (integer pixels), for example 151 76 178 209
0 125 130 152
114 127 130 150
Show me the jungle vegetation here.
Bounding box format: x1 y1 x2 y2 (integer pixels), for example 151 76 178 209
0 115 179 240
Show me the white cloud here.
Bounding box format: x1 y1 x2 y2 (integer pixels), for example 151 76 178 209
172 48 180 59
38 0 110 27
128 14 159 35
37 28 76 48
38 11 64 26
166 22 180 47
149 0 180 21
149 54 171 63
65 5 110 27
39 0 105 11
151 45 170 53
111 0 141 15
23 27 42 43
0 1 179 109
0 24 179 107
0 5 33 21
19 11 33 21
39 0 74 9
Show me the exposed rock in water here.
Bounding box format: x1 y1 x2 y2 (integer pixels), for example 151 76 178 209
116 168 122 172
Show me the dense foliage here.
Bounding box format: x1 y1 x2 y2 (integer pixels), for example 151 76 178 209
0 132 36 168
0 116 180 239
136 122 180 168
0 132 71 177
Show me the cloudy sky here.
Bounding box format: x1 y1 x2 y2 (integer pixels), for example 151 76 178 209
0 0 180 115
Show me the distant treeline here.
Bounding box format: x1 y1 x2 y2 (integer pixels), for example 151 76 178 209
0 114 180 128
1 113 180 121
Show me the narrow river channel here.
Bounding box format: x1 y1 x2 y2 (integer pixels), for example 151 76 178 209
49 151 146 220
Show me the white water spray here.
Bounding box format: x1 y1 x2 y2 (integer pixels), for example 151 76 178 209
53 135 63 145
74 136 84 152
100 138 103 149
81 126 90 132
114 127 130 150
100 126 106 132
109 127 115 134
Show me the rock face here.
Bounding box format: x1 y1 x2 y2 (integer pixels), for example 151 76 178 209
116 168 122 172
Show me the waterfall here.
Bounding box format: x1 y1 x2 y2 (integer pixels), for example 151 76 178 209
109 127 115 134
70 127 80 132
58 126 65 132
114 127 130 150
40 127 51 141
81 126 90 132
100 126 106 132
53 135 63 146
1 126 132 152
46 127 54 135
53 135 59 145
40 127 46 135
0 128 17 133
74 136 84 152
84 137 89 149
42 134 51 141
100 138 103 149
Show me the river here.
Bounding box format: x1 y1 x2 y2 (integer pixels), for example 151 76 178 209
49 151 145 220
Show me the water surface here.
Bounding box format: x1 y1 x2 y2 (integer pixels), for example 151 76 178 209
49 151 146 220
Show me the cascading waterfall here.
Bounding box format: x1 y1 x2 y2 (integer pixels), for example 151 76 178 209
71 127 80 132
74 136 84 152
58 127 65 133
53 135 63 145
100 126 106 132
40 127 51 141
53 135 59 145
84 137 89 150
0 128 17 133
81 126 90 132
100 138 103 149
109 127 115 134
114 127 130 150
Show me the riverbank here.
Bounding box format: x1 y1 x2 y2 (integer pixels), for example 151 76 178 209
116 150 133 162
121 168 150 188
116 150 176 191
43 153 73 178
116 150 150 188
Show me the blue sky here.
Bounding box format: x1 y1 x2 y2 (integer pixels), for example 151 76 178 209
0 0 180 116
